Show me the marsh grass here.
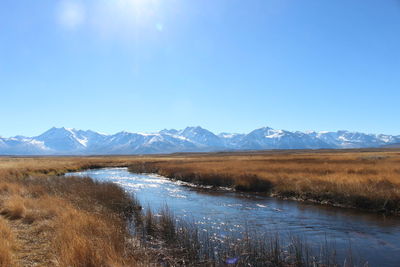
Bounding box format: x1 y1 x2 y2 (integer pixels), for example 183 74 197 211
132 205 363 266
0 217 16 266
127 150 400 214
0 151 397 265
0 177 144 266
0 195 26 220
0 157 148 266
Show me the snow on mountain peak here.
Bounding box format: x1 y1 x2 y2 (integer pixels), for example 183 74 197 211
1 126 399 155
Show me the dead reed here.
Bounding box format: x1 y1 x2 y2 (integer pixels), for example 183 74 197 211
0 217 15 266
132 205 361 266
0 150 398 265
127 150 400 214
0 157 147 266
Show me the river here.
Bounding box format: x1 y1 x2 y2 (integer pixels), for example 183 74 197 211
66 167 400 266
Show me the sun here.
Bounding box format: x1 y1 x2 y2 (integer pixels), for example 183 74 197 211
115 0 161 20
58 0 168 37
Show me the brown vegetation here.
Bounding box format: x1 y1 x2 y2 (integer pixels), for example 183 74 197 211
0 217 16 266
134 206 344 266
0 157 145 266
0 150 399 265
127 149 400 214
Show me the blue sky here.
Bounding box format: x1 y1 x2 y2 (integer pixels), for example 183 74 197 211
1 0 400 137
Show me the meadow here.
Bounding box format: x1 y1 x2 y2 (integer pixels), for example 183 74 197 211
0 149 399 266
128 149 400 215
0 157 146 266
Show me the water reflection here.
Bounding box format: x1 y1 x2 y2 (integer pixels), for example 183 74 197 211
66 167 400 266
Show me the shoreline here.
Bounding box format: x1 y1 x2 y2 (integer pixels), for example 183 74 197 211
127 151 400 216
70 166 399 216
134 169 400 216
1 152 399 265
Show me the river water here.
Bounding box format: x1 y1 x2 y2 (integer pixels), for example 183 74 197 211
66 167 400 266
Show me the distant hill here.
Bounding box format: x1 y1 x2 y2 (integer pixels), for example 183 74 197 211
382 143 400 148
0 126 399 155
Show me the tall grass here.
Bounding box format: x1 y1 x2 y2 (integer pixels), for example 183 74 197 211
132 205 362 266
0 217 15 266
127 150 400 214
0 151 397 265
0 157 148 266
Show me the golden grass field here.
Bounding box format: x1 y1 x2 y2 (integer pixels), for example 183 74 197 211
129 149 400 214
0 157 144 266
0 149 399 266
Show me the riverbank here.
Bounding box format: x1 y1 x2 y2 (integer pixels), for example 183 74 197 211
127 150 400 215
1 150 399 265
70 167 400 266
0 157 148 266
0 156 343 266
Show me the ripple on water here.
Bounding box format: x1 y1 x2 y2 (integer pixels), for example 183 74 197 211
65 168 400 267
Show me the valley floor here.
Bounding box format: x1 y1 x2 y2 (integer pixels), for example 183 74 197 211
129 149 400 215
0 149 399 265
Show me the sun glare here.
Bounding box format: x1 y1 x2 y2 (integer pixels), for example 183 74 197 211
58 0 167 36
89 0 166 37
115 0 161 21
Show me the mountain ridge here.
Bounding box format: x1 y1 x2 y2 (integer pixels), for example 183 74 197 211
0 126 399 155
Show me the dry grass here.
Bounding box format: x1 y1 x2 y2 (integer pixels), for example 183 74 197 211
127 149 400 214
1 195 26 220
0 157 146 266
135 205 349 266
0 180 142 266
0 217 16 266
0 150 399 265
54 203 128 266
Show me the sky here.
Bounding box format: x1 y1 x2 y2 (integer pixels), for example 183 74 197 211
1 0 400 137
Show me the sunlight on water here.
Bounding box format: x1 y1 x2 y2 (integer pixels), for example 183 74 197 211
66 167 400 267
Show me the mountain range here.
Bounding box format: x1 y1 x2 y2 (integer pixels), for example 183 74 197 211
0 126 399 155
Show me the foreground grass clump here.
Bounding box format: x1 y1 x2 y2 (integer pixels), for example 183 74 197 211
127 150 400 214
0 217 16 266
0 176 144 266
0 150 398 265
133 206 359 266
0 157 148 266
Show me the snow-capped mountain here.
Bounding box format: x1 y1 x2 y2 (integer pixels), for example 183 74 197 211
238 127 332 150
0 126 399 155
180 126 224 148
35 127 89 152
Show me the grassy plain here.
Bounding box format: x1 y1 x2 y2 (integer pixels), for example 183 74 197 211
0 149 399 265
0 157 144 266
128 149 400 214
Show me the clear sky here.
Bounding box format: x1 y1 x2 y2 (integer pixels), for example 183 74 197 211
1 0 400 137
